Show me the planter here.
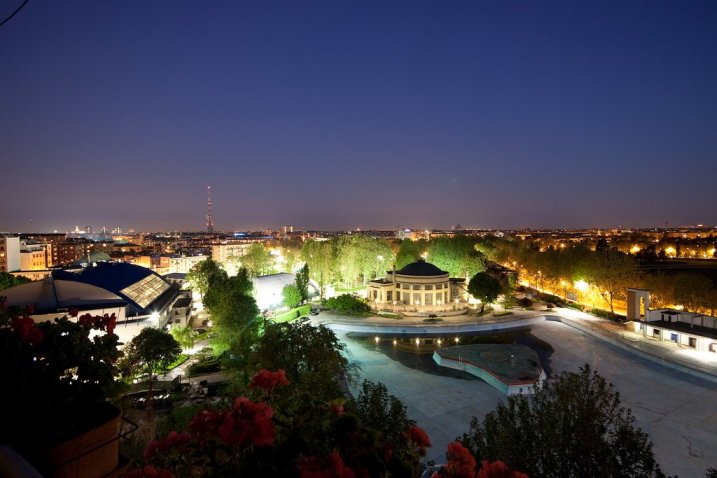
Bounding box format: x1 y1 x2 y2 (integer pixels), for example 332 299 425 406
43 402 122 478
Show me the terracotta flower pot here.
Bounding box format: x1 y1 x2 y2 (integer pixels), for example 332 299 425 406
43 402 121 478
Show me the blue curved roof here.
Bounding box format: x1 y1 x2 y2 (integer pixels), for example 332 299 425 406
52 263 175 313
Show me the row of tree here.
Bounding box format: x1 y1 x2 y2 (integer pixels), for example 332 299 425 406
478 237 717 315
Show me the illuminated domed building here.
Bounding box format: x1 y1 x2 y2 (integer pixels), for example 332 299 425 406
366 259 467 316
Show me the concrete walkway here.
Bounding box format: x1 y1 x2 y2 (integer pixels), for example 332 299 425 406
316 308 717 476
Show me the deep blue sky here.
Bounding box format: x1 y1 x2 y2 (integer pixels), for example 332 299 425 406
1 1 715 232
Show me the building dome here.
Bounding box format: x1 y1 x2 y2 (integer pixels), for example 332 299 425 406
396 260 447 277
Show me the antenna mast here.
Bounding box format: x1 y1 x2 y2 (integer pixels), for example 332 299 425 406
206 186 214 233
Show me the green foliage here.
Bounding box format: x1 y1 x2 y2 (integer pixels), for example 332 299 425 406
335 235 394 287
428 235 485 278
121 327 181 378
203 268 260 356
170 325 195 351
0 271 30 291
468 272 502 312
590 249 639 314
395 239 422 269
295 263 310 302
324 293 371 316
301 239 337 299
239 243 275 277
250 322 349 402
672 272 716 314
354 380 415 442
0 308 122 450
272 304 311 323
282 284 303 309
460 365 664 478
186 259 227 298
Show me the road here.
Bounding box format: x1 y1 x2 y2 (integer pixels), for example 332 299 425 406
337 319 717 476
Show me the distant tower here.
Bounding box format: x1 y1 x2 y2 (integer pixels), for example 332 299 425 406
206 186 214 233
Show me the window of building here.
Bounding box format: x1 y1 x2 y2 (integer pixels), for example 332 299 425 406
413 293 421 305
396 291 401 301
689 337 697 348
387 291 393 301
425 285 433 290
425 294 433 305
412 284 421 290
436 283 443 290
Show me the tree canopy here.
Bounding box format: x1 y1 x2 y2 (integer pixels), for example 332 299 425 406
250 322 349 402
459 365 664 478
204 268 260 356
186 259 226 298
295 263 310 302
395 239 423 270
282 284 302 309
428 236 485 278
468 272 502 312
239 243 275 277
0 271 30 291
301 240 336 299
122 327 181 379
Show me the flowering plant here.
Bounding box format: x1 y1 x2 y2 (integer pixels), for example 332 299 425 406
130 368 529 477
0 301 122 449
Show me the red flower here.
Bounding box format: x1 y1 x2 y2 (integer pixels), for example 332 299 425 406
443 442 476 478
299 450 356 478
76 313 117 335
124 464 175 478
189 409 224 443
405 425 431 455
11 316 43 344
249 369 290 393
216 397 275 447
476 460 529 478
144 430 192 459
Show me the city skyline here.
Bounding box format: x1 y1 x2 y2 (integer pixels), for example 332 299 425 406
1 1 716 231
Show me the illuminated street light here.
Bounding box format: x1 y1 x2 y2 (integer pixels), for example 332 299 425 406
574 280 589 292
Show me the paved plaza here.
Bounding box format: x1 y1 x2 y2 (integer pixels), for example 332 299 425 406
337 318 717 476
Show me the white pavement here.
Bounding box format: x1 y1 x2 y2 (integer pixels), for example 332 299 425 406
336 318 717 477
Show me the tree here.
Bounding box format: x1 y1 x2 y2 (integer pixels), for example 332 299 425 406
354 380 415 443
0 271 30 291
170 326 195 351
122 327 181 380
590 250 639 314
673 272 715 314
203 268 260 356
301 240 336 299
250 322 349 402
459 365 664 478
323 293 371 316
395 239 422 270
428 236 485 278
295 263 310 302
282 284 302 309
186 259 226 300
468 272 502 313
240 243 274 277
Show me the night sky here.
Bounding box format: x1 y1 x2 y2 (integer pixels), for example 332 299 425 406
1 1 715 232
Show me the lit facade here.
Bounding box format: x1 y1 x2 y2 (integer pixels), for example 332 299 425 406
367 260 467 315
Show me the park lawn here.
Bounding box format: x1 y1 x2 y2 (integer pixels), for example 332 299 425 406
167 354 189 370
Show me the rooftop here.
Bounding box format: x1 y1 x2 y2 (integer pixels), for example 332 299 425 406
396 260 447 277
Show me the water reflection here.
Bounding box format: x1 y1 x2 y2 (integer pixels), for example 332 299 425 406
346 328 554 379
